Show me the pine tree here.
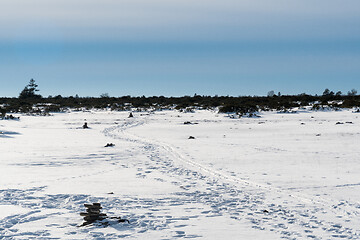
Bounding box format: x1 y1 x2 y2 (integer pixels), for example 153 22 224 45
19 79 41 99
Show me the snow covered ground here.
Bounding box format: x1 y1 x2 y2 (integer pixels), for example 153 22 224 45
0 109 360 239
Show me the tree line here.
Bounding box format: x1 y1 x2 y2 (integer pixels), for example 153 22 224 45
1 79 360 115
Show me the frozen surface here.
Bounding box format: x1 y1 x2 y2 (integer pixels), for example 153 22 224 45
0 109 360 239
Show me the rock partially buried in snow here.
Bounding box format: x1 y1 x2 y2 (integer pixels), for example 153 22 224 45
104 143 115 147
79 203 130 227
79 203 105 226
184 121 198 125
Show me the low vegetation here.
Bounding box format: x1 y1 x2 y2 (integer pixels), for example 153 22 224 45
1 80 359 116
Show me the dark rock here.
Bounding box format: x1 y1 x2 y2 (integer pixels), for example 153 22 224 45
118 219 130 223
86 209 101 214
79 202 130 227
184 121 198 125
80 203 105 226
110 216 130 223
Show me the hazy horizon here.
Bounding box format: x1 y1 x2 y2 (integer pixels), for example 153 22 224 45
1 0 359 97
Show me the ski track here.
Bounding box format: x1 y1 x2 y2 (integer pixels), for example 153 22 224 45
103 117 360 239
0 116 359 239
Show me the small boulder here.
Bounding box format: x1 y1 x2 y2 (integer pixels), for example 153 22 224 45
104 143 115 147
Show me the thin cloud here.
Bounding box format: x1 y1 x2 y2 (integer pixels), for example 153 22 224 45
0 0 359 41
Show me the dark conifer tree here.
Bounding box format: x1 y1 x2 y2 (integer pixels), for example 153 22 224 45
19 79 41 99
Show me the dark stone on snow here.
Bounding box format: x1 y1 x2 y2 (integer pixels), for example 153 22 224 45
184 121 198 125
79 202 130 227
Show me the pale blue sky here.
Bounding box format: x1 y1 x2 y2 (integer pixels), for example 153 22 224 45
0 0 359 97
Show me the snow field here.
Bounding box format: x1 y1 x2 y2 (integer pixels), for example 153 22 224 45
0 109 359 239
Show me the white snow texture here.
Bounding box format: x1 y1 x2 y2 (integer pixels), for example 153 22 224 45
0 109 360 239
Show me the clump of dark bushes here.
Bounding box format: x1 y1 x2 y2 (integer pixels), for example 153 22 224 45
1 90 360 115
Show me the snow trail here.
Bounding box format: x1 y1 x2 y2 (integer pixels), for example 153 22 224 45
103 116 360 239
1 110 360 239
